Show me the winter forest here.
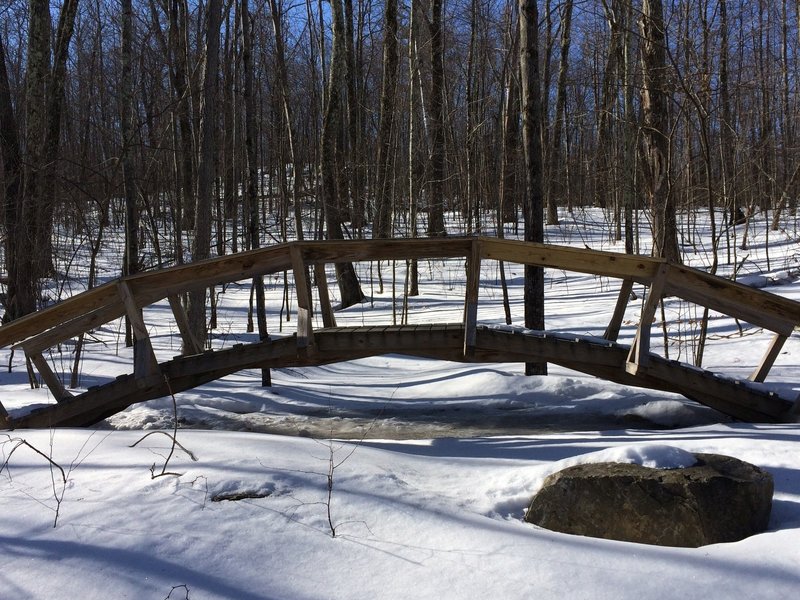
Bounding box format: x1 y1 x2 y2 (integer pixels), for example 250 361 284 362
0 0 798 330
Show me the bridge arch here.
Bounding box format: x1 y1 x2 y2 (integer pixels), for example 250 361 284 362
1 238 798 428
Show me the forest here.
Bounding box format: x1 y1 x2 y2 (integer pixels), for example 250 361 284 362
0 0 798 338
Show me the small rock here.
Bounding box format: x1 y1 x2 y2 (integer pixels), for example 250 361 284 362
525 453 773 547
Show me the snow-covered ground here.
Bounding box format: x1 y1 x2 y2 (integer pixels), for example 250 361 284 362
2 208 800 598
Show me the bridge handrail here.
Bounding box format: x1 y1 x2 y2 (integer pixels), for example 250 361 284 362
1 237 798 349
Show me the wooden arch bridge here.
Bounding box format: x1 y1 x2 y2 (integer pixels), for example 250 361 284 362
1 237 799 429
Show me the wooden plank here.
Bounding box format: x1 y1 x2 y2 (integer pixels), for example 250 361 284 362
117 281 160 380
628 357 791 421
479 238 662 283
168 294 202 355
28 352 73 402
463 240 481 357
663 266 798 334
7 324 795 429
298 238 472 265
0 283 121 348
290 245 314 350
604 279 634 342
124 244 293 303
14 303 125 355
314 263 337 328
626 263 669 373
749 333 788 383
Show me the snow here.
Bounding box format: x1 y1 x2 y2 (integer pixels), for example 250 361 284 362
2 425 799 599
2 208 800 598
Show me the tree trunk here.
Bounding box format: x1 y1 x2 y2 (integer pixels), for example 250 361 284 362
546 0 573 225
639 0 680 262
321 0 364 308
427 0 447 237
373 0 399 239
519 0 546 376
188 0 223 347
121 0 140 351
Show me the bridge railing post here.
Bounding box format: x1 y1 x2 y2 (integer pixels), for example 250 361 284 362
117 281 161 384
626 263 670 374
750 333 789 383
290 245 314 352
314 263 337 328
168 294 202 355
26 351 73 403
604 279 634 342
463 239 481 357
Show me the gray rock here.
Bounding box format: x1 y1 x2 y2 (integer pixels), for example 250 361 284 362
525 453 773 547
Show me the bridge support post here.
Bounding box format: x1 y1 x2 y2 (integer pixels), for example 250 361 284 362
290 245 314 352
117 281 161 383
604 279 634 342
27 352 73 402
463 240 481 357
626 263 669 375
168 295 202 355
314 263 337 328
750 333 788 383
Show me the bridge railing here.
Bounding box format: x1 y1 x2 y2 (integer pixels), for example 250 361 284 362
1 237 799 422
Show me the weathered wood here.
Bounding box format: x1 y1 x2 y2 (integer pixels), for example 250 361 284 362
663 266 798 335
168 294 202 355
4 238 800 429
749 333 788 383
117 281 160 380
6 325 795 428
290 245 314 350
626 263 670 373
14 302 125 355
28 352 73 402
604 279 634 341
314 263 337 328
0 284 120 347
463 240 481 356
480 238 662 283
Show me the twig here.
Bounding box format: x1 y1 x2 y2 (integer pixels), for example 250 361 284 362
1 435 67 527
129 375 195 477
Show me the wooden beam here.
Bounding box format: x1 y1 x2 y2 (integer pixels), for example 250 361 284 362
604 279 634 342
626 263 669 374
168 294 202 355
663 266 798 335
117 281 160 381
28 352 73 402
290 245 314 350
479 238 662 283
749 333 788 383
0 284 121 348
13 303 124 355
314 263 337 328
463 240 481 356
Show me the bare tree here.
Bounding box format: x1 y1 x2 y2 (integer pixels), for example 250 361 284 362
321 0 364 308
639 0 680 262
373 0 399 239
519 0 546 375
427 0 446 237
188 0 223 347
1 0 78 321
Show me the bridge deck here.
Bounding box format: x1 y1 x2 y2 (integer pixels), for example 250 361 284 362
7 324 795 429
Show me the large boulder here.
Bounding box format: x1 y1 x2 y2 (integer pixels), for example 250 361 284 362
525 453 773 547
